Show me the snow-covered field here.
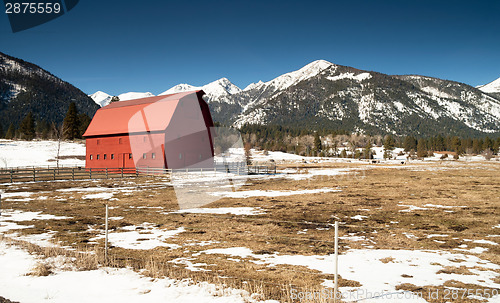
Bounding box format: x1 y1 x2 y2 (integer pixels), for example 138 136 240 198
0 139 85 168
0 139 494 170
199 247 500 302
0 241 272 303
1 139 499 302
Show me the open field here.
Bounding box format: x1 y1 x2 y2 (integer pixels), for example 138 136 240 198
0 160 499 302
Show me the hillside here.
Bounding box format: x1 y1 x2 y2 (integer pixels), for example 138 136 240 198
0 52 99 130
206 61 500 137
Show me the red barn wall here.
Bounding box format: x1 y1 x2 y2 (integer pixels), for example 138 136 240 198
85 133 166 169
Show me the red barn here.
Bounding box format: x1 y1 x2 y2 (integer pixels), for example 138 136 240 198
83 90 215 170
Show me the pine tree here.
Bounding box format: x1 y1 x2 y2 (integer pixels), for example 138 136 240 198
40 120 51 139
0 123 3 138
483 137 493 151
314 132 322 153
78 113 92 137
5 123 15 139
19 112 35 140
63 102 80 140
451 136 462 154
403 136 417 152
363 143 372 159
436 135 445 151
472 139 481 154
383 135 395 159
493 138 500 155
384 135 395 151
417 139 427 158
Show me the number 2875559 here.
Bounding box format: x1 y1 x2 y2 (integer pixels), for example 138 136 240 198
5 2 61 14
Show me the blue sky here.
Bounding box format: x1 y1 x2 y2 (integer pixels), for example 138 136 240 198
1 0 499 96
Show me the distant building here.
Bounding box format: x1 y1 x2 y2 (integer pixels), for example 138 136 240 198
83 91 214 170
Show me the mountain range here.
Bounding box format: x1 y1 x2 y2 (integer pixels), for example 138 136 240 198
476 78 500 100
0 51 99 131
91 60 500 137
1 50 498 138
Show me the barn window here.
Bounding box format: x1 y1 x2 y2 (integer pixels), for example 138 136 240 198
129 153 133 159
97 154 100 160
199 154 202 160
104 154 107 160
97 139 100 145
152 153 156 159
119 138 122 144
111 154 114 160
90 155 93 160
179 153 182 159
143 153 147 159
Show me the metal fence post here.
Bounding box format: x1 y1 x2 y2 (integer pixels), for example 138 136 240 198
32 168 36 182
105 203 109 264
334 221 339 303
72 168 75 180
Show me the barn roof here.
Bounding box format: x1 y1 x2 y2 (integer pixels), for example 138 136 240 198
83 90 205 137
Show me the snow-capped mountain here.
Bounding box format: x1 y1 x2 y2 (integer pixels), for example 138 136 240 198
210 60 500 137
160 83 199 95
244 60 333 93
89 91 155 107
118 92 154 101
90 59 500 137
477 77 500 100
89 91 112 107
160 78 241 103
477 77 500 93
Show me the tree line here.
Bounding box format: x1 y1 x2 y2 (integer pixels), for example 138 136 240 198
0 102 91 141
240 124 500 159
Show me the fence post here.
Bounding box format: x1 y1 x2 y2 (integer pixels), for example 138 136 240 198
72 168 75 181
121 167 124 178
106 168 108 179
53 169 56 181
334 221 339 303
10 170 13 183
89 168 92 179
105 203 109 264
33 168 36 182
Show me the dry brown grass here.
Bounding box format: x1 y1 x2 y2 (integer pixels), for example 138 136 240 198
28 262 52 276
436 266 477 276
1 161 499 302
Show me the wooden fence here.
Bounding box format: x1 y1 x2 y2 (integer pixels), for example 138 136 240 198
0 164 276 183
0 167 137 183
137 165 276 176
